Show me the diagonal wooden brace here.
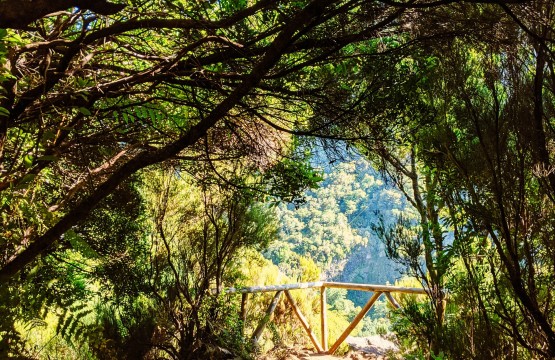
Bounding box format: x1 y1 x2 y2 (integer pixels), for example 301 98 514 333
252 290 283 345
284 290 324 353
327 291 383 355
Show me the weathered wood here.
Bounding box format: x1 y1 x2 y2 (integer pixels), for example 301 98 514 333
252 291 283 345
320 286 328 351
223 281 427 295
385 292 401 309
241 293 249 335
225 281 324 294
323 282 427 294
220 282 430 355
328 292 382 355
284 290 323 353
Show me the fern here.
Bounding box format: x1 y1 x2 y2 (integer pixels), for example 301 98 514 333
55 301 94 346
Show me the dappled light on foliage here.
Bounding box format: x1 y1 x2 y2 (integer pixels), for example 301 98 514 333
0 0 555 358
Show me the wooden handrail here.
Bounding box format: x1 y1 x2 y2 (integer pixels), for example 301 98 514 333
224 281 324 294
225 281 430 355
323 281 427 294
223 281 427 295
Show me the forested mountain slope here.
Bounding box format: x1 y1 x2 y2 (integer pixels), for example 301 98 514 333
267 151 413 306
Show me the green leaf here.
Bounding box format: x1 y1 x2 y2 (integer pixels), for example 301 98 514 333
41 130 57 141
137 106 148 119
65 229 99 259
78 107 92 116
23 154 34 168
17 173 36 188
36 155 58 162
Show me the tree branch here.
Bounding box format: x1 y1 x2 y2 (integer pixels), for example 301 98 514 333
0 0 126 29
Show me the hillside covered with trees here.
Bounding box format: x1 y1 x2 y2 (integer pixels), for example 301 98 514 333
0 0 555 359
266 151 409 295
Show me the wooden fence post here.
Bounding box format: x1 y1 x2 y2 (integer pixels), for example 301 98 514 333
320 285 328 351
240 293 249 335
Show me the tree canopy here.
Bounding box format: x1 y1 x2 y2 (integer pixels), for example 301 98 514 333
2 0 555 358
0 0 410 281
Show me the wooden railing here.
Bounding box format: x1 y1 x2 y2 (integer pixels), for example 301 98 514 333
224 281 427 355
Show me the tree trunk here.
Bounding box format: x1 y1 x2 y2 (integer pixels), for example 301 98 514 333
0 0 125 29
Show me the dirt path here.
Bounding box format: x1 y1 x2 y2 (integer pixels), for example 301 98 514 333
345 335 398 358
259 335 398 360
307 355 342 359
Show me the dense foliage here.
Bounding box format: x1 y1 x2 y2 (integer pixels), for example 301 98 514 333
347 2 555 357
1 0 555 359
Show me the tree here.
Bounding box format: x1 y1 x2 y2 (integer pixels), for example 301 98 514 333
0 0 413 283
0 0 523 285
0 0 125 29
433 38 555 357
2 1 548 358
132 168 277 359
351 1 555 357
